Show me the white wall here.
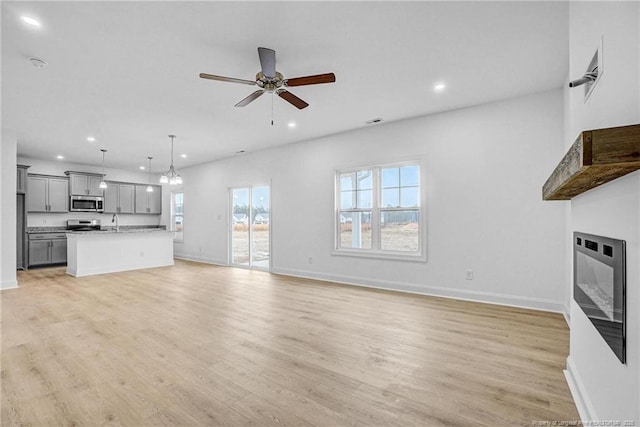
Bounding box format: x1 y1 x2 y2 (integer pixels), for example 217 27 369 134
19 157 162 227
172 90 567 312
565 1 640 422
1 128 18 289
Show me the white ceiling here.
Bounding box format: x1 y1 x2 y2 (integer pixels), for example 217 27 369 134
2 1 569 173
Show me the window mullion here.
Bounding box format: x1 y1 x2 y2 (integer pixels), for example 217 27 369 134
371 167 380 251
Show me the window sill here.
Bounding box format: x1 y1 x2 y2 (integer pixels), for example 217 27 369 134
331 249 426 263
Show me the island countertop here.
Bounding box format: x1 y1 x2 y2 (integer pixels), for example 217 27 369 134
27 225 167 234
67 228 172 235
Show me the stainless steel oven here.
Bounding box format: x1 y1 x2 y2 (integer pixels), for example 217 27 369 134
70 195 104 212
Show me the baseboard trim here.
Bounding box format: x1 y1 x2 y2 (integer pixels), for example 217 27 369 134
270 267 565 313
564 355 596 422
174 254 227 267
170 258 565 313
562 307 571 328
0 280 19 291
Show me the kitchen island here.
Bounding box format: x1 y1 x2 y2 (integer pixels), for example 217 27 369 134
66 229 174 277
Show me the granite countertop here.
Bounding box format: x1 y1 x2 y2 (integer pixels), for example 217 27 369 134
67 228 171 235
27 225 167 234
27 226 68 233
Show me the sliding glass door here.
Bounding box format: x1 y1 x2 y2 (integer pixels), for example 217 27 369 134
230 186 270 270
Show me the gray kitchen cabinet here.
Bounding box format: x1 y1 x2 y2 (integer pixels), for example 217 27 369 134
28 233 67 267
67 172 103 196
135 185 162 214
17 165 29 194
50 239 68 264
104 182 135 214
28 240 50 265
148 186 162 214
27 175 68 212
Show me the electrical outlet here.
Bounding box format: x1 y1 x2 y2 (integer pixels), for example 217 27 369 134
140 251 144 257
308 257 313 264
465 270 473 280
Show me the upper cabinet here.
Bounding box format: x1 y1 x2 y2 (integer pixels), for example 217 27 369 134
17 165 30 194
104 182 135 214
66 172 104 196
135 185 162 214
24 169 161 215
26 175 69 212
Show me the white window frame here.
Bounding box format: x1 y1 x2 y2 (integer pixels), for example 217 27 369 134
333 160 426 262
172 191 184 242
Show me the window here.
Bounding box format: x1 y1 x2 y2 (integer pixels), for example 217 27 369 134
336 162 423 260
173 192 184 241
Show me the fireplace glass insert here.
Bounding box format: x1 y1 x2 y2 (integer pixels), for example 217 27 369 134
574 232 626 363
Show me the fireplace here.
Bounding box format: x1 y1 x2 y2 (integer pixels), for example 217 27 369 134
574 232 626 363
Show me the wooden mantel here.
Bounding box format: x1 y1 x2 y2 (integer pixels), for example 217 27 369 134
543 124 640 200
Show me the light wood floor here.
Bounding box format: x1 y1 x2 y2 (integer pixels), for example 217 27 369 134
2 260 579 426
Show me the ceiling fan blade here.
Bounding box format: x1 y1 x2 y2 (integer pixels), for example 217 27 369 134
234 90 265 107
276 89 309 110
199 73 256 86
258 47 276 78
285 73 336 87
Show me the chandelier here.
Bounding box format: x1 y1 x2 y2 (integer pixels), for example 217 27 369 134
159 134 182 185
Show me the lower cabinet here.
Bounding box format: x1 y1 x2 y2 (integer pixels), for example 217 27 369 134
28 233 67 267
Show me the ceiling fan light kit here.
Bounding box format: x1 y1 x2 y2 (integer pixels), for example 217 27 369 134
200 47 335 112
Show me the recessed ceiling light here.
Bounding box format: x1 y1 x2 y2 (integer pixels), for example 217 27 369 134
139 166 145 170
87 136 95 142
180 154 187 158
288 122 296 128
27 57 47 68
20 16 41 27
434 83 446 92
56 155 64 160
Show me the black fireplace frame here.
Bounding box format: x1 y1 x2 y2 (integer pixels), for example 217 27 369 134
573 231 626 364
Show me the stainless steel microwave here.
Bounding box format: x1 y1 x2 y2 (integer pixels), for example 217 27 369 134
70 195 104 212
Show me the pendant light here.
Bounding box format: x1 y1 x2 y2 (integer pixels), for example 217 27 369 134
99 149 108 189
146 157 153 192
160 134 182 185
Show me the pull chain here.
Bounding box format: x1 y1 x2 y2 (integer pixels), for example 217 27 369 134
271 91 274 126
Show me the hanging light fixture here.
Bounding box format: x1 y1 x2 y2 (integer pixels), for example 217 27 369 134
99 149 108 189
160 134 182 185
146 156 153 192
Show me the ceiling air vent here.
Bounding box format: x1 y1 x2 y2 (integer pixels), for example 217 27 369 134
365 118 383 125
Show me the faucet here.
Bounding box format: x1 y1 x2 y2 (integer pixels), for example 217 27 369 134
111 213 120 232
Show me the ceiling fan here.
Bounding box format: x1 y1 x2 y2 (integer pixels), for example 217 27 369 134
199 47 336 110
